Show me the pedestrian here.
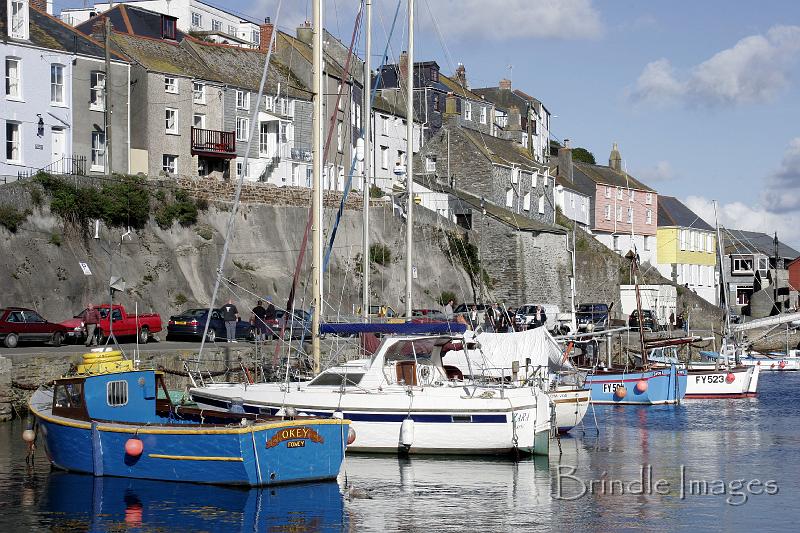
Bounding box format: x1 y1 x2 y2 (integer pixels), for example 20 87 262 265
221 299 239 343
82 303 101 347
669 311 675 330
264 297 277 339
443 299 454 320
251 300 268 341
469 305 478 327
485 304 495 332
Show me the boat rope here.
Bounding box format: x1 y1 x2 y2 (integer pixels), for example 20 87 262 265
322 0 403 272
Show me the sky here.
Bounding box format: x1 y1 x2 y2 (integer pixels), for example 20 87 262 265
54 0 800 247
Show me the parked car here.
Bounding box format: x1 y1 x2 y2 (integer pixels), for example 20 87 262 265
412 309 447 320
576 303 611 332
280 309 314 340
514 303 562 333
0 307 69 348
61 304 162 344
453 303 490 325
165 308 254 341
368 305 398 318
628 309 657 331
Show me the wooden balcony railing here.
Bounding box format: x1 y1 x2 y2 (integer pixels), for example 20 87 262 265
190 127 236 158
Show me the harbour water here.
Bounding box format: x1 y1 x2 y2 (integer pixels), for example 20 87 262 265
1 372 798 531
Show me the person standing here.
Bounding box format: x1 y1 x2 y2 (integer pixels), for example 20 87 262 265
443 299 454 320
221 299 239 343
264 297 277 339
251 300 268 341
82 303 101 347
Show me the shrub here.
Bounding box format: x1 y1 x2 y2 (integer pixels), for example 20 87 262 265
29 188 43 207
369 243 392 265
195 224 214 240
155 189 203 229
233 260 255 271
369 185 385 198
174 293 188 307
49 233 62 246
437 291 457 307
0 206 28 232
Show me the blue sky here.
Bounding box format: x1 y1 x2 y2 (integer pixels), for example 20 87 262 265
55 0 800 245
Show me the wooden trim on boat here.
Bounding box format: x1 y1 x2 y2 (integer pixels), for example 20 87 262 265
147 454 244 462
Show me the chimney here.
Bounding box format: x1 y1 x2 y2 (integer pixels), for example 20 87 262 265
30 0 46 12
399 51 409 86
609 142 622 171
499 78 512 90
296 21 312 45
455 63 467 88
558 139 573 183
259 17 274 53
508 106 521 131
444 92 458 117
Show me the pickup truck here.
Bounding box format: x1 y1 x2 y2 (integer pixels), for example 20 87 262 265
61 304 162 344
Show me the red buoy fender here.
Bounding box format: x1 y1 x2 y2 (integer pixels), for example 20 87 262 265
125 438 143 457
779 361 787 369
614 386 627 399
725 373 735 384
635 380 648 394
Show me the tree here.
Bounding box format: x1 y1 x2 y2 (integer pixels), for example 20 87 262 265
571 147 596 164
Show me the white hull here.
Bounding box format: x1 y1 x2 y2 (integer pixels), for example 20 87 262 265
683 365 760 398
548 388 591 432
741 355 800 371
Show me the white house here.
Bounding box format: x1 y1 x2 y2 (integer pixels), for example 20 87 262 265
554 178 591 230
370 98 422 194
61 0 262 48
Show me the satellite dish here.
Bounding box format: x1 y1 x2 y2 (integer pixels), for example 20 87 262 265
110 276 126 293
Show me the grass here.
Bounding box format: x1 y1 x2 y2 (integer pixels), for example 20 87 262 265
174 293 188 307
0 206 29 233
195 224 214 240
369 243 392 266
49 233 62 246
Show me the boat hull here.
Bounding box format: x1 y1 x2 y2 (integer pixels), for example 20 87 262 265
683 365 759 399
583 365 687 404
548 388 591 432
30 390 348 486
191 385 551 456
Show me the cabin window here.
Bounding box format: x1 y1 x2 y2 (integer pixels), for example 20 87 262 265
54 383 83 409
107 380 128 406
308 373 365 386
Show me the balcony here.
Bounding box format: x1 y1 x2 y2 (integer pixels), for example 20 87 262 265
191 127 236 159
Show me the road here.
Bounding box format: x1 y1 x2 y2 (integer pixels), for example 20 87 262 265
0 339 264 356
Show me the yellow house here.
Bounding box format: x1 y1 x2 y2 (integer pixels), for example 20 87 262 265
656 196 718 304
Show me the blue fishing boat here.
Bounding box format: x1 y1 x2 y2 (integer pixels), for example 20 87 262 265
28 350 351 486
583 364 687 404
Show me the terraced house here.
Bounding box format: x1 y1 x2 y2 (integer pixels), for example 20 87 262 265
2 0 130 180
656 195 718 305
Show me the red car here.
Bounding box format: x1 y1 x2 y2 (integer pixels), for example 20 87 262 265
0 307 69 348
60 304 162 344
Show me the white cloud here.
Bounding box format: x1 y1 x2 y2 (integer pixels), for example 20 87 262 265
629 25 800 106
636 160 674 182
762 137 800 213
420 0 603 41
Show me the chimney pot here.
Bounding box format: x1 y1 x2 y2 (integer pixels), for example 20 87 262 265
609 142 622 171
399 51 409 85
558 143 573 183
455 63 467 88
297 21 313 45
499 78 512 90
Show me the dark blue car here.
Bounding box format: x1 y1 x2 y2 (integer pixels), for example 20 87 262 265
165 308 254 342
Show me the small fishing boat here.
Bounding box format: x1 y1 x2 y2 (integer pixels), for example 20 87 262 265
583 364 687 404
548 385 591 432
28 350 351 486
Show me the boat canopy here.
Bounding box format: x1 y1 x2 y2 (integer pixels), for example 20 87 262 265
444 327 573 377
320 322 467 335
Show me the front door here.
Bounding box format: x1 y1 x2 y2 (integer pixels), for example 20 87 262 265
51 128 66 171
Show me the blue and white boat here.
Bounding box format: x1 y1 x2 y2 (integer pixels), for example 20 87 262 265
28 350 351 486
583 364 687 404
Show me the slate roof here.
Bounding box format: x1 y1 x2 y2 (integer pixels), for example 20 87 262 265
413 177 566 235
657 196 713 230
439 72 486 102
0 4 126 61
459 128 542 171
721 229 800 259
374 61 450 92
472 87 527 111
277 31 348 81
572 161 655 192
75 4 185 41
111 32 214 78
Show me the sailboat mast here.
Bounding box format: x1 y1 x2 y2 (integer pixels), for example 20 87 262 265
404 0 415 318
311 0 323 373
713 201 735 363
362 0 372 321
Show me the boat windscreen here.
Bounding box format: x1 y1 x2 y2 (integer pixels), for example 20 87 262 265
307 373 365 386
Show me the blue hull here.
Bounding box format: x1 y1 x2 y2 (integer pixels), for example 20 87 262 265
584 365 687 404
33 409 348 486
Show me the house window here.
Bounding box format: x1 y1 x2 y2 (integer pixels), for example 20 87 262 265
680 229 686 251
532 172 538 188
732 256 754 274
191 12 202 27
629 190 635 203
538 195 545 214
236 90 249 110
291 163 300 186
689 230 696 251
228 24 237 36
280 121 291 145
264 95 274 110
212 19 222 32
380 145 389 169
707 234 714 253
397 150 406 165
627 207 633 223
5 57 21 99
425 156 436 172
479 106 487 124
236 117 249 141
251 30 260 45
616 206 622 222
259 122 270 156
613 235 620 251
604 205 611 220
511 168 519 184
757 257 768 275
192 113 205 128
337 120 343 152
337 82 344 110
522 133 528 149
162 16 176 40
464 101 472 121
164 76 177 94
644 235 651 251
9 0 28 39
162 154 177 175
505 188 513 207
605 186 611 199
523 192 531 211
90 71 105 110
5 122 21 163
617 187 623 200
165 108 178 134
193 82 205 103
646 192 652 205
50 64 64 104
90 130 105 171
646 209 652 225
433 94 440 111
107 380 128 407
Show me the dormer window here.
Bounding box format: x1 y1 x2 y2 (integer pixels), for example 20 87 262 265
161 16 176 40
9 0 29 40
430 67 439 83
